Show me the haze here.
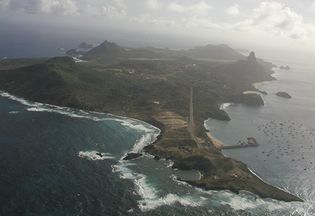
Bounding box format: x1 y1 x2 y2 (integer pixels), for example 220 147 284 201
1 0 315 64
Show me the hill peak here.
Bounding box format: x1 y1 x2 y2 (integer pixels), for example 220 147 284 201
84 40 125 59
248 51 257 62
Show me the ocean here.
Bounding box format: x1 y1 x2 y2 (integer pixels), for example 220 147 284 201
206 60 315 215
0 60 314 215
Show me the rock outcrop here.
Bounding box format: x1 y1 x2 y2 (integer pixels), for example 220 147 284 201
230 93 264 106
248 51 257 62
276 91 292 99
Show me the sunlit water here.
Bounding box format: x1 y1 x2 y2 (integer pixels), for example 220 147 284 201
0 60 314 215
206 61 315 215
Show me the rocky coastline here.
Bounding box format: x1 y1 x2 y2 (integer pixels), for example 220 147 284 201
0 43 303 203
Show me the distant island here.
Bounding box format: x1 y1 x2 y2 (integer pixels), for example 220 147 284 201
0 41 302 202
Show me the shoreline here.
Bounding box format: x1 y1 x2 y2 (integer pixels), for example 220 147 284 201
0 89 303 203
198 68 303 202
0 56 304 203
205 131 224 149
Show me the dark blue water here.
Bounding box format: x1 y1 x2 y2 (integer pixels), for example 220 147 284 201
0 96 144 215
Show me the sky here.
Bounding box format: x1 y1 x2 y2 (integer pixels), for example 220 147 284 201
0 0 315 62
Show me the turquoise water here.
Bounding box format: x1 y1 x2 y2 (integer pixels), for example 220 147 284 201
1 60 314 215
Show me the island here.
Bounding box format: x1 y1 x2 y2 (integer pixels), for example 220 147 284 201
0 41 302 202
276 91 292 99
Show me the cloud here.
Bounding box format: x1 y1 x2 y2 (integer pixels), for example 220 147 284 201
167 1 212 16
99 5 126 18
1 0 79 15
0 0 9 8
146 0 162 10
1 0 314 42
311 1 315 12
167 2 184 13
227 2 315 40
40 0 78 15
248 2 309 39
226 4 240 16
0 0 128 17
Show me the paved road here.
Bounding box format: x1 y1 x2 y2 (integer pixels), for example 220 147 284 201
189 87 213 149
189 87 201 145
189 87 194 135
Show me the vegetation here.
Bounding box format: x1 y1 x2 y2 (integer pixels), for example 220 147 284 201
0 41 302 202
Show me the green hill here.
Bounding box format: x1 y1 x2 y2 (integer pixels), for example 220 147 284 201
0 57 79 106
0 49 302 202
80 40 245 63
184 44 245 61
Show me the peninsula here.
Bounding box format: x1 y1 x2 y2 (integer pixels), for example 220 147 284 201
0 41 302 202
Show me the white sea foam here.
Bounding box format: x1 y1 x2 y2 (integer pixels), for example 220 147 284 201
26 106 103 121
1 91 204 212
111 117 158 133
78 151 115 160
0 91 163 136
166 161 174 168
0 91 104 121
192 184 293 212
72 57 88 63
8 111 19 114
131 133 157 153
220 103 232 110
243 90 261 95
169 174 190 187
139 193 203 212
0 91 38 107
223 194 288 211
113 153 202 212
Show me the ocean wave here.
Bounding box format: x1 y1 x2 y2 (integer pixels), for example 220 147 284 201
220 191 285 211
0 91 39 107
220 103 232 110
169 174 192 187
139 193 203 212
131 133 158 153
1 91 208 212
8 111 20 114
108 117 160 136
0 91 161 136
113 135 203 212
166 161 174 168
243 90 261 95
218 189 313 214
114 118 155 133
112 160 203 212
72 57 88 63
0 91 104 121
78 151 115 160
26 106 103 121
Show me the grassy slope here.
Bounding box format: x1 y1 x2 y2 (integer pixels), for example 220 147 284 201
0 53 302 202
